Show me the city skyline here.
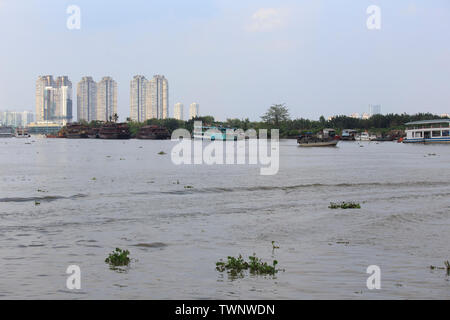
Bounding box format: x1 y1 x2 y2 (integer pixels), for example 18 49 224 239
1 1 449 122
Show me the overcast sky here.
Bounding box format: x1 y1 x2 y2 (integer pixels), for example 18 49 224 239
0 0 449 121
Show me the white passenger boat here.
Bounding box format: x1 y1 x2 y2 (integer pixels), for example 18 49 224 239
15 128 31 138
404 119 450 144
356 131 371 141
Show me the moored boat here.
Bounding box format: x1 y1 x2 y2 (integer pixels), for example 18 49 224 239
137 125 170 140
0 126 14 138
370 135 395 142
297 129 339 147
15 128 30 138
87 127 100 139
355 131 371 141
341 129 357 141
99 123 131 140
66 123 89 139
403 119 450 144
193 124 245 141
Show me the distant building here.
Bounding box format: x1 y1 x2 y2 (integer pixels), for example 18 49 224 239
130 75 169 122
55 76 73 125
350 113 360 119
361 113 371 120
0 111 34 127
148 75 169 120
174 103 184 120
77 77 97 122
441 113 450 118
130 75 148 122
35 75 54 123
36 75 73 125
97 77 117 122
189 103 199 119
369 104 381 116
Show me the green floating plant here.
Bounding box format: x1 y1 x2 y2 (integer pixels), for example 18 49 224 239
105 248 131 267
329 202 361 209
216 254 279 276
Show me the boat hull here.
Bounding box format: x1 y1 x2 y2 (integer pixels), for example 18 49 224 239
137 135 170 140
298 140 339 147
404 138 450 144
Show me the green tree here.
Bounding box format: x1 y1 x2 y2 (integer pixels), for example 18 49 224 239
261 104 290 127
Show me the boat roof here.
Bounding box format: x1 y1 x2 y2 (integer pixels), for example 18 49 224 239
405 119 450 125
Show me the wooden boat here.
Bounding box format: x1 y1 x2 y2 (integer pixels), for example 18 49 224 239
137 125 170 140
99 123 131 140
66 123 89 139
297 129 339 147
87 127 100 139
298 139 339 147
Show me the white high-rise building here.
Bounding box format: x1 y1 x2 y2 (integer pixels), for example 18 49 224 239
35 75 73 125
55 76 73 125
35 75 54 123
189 103 199 119
130 75 148 122
77 77 97 122
97 77 118 122
148 75 169 120
174 103 184 120
130 75 169 122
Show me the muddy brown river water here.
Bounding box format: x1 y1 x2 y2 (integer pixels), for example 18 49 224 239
0 138 449 299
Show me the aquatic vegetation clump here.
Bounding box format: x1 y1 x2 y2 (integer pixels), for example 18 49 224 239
158 151 167 155
429 261 450 275
105 248 131 267
216 254 279 276
329 202 361 209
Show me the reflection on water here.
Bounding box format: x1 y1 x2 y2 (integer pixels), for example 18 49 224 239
0 138 449 299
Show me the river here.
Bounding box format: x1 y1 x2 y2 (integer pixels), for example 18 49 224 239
0 138 449 299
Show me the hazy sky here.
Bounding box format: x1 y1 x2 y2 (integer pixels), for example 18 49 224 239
0 0 449 121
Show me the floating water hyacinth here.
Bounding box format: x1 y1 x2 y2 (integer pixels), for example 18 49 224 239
105 248 131 267
216 254 279 276
329 202 361 209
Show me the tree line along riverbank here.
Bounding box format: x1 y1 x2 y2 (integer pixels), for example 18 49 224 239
72 104 448 139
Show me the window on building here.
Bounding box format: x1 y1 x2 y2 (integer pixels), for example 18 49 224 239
442 130 449 137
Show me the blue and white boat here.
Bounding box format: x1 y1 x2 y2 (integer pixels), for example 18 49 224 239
193 125 245 141
404 119 450 144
